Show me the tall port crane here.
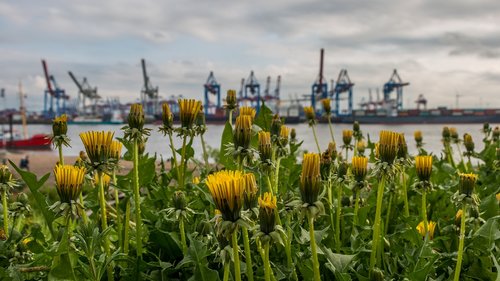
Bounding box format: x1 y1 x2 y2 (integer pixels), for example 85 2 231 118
243 71 261 112
68 71 99 116
333 69 354 116
311 48 328 110
140 59 159 116
262 75 281 113
42 59 68 118
203 71 221 115
383 69 409 110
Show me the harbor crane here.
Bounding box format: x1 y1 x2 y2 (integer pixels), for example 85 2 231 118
140 59 159 116
310 48 328 110
68 71 99 116
415 94 427 110
262 75 281 113
203 71 221 115
242 71 261 112
383 69 409 110
42 60 69 118
333 69 354 116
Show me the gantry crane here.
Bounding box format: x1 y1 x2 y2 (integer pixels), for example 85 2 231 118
383 69 409 110
42 59 68 118
415 94 427 110
333 69 354 116
242 71 261 112
203 71 221 115
68 71 99 116
141 59 159 116
262 75 281 113
311 48 328 110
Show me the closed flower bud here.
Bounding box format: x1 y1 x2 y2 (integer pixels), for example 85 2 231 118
258 192 277 234
234 115 252 149
370 267 384 281
378 131 399 164
337 161 348 179
328 142 337 160
320 149 332 181
321 98 331 115
0 165 12 184
351 156 368 182
458 173 477 197
353 121 360 133
357 140 366 154
303 106 316 123
239 106 256 120
483 122 490 132
80 131 114 164
173 190 186 210
205 170 245 222
342 130 353 146
397 133 408 159
442 126 451 140
416 220 436 240
450 127 458 141
54 165 86 203
128 103 145 130
258 131 272 162
192 176 200 185
415 156 432 182
280 125 290 146
290 128 297 141
270 114 282 139
493 126 499 141
414 130 423 144
52 114 68 137
243 173 259 210
225 90 238 110
195 107 206 127
463 133 474 152
300 153 321 205
179 99 202 129
161 103 173 129
455 209 463 228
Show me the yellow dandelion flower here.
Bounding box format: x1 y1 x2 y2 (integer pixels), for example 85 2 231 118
303 106 316 122
234 115 252 149
258 131 272 161
94 172 111 188
239 106 256 120
459 173 477 196
161 103 173 129
352 156 368 182
79 131 114 163
225 90 238 110
357 140 366 154
321 98 331 115
414 130 423 143
300 153 321 205
378 130 399 164
179 99 202 128
415 156 433 182
205 170 245 222
343 130 353 146
397 133 408 158
192 176 200 185
110 140 122 160
258 192 277 234
54 165 86 203
52 114 68 137
243 173 259 209
128 103 145 130
416 220 436 240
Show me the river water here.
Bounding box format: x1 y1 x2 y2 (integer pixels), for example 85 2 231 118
13 123 496 159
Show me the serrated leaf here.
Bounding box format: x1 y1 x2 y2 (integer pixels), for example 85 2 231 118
254 103 274 131
219 122 236 169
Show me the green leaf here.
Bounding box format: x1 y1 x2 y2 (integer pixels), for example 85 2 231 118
10 160 56 238
254 103 274 131
219 121 236 169
473 215 500 250
178 236 220 281
321 246 355 273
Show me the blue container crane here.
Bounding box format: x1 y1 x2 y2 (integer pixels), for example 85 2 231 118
383 69 409 110
333 69 354 116
42 59 68 118
243 71 261 112
262 75 281 114
203 71 221 115
311 48 328 110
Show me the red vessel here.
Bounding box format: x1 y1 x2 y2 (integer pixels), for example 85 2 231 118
0 133 51 150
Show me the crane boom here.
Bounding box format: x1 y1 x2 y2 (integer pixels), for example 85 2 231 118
141 58 149 88
41 60 55 97
68 71 85 94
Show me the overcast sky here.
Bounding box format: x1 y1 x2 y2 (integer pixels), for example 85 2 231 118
1 0 499 112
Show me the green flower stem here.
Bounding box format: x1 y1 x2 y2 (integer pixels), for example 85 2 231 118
345 148 349 161
328 180 335 235
285 215 298 281
123 199 131 254
167 132 179 177
200 133 210 171
112 172 121 251
64 213 77 279
308 213 321 281
370 174 386 271
384 191 393 235
223 260 230 281
98 172 113 281
132 139 143 257
179 135 188 189
335 182 342 252
2 189 8 238
327 115 335 143
311 125 321 154
422 189 429 237
179 215 188 255
79 193 88 224
263 241 272 281
353 189 360 225
242 226 254 281
229 110 233 127
456 143 464 167
402 170 409 217
58 145 64 165
232 229 242 281
454 203 467 281
445 143 455 168
274 157 281 194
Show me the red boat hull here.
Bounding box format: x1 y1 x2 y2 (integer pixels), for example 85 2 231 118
0 134 51 150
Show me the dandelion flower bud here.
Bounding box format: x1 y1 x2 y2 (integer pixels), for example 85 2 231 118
378 131 399 164
342 130 353 146
52 114 68 137
493 126 499 141
54 165 86 203
290 128 297 142
414 130 423 144
161 103 173 129
328 142 337 160
303 106 316 124
300 153 321 205
455 209 463 228
128 103 145 130
234 115 252 149
397 133 408 159
442 126 451 140
450 127 458 141
280 125 290 146
416 220 436 240
483 122 490 132
320 149 332 181
110 140 122 160
353 121 360 133
463 133 474 152
352 156 368 182
205 170 245 222
357 140 366 155
179 99 202 129
458 173 477 197
243 173 258 210
258 192 277 234
270 114 282 139
321 98 331 115
225 90 237 110
0 165 12 184
239 106 256 120
80 131 114 163
173 190 186 210
94 173 111 188
415 156 432 182
258 131 272 162
337 161 348 179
